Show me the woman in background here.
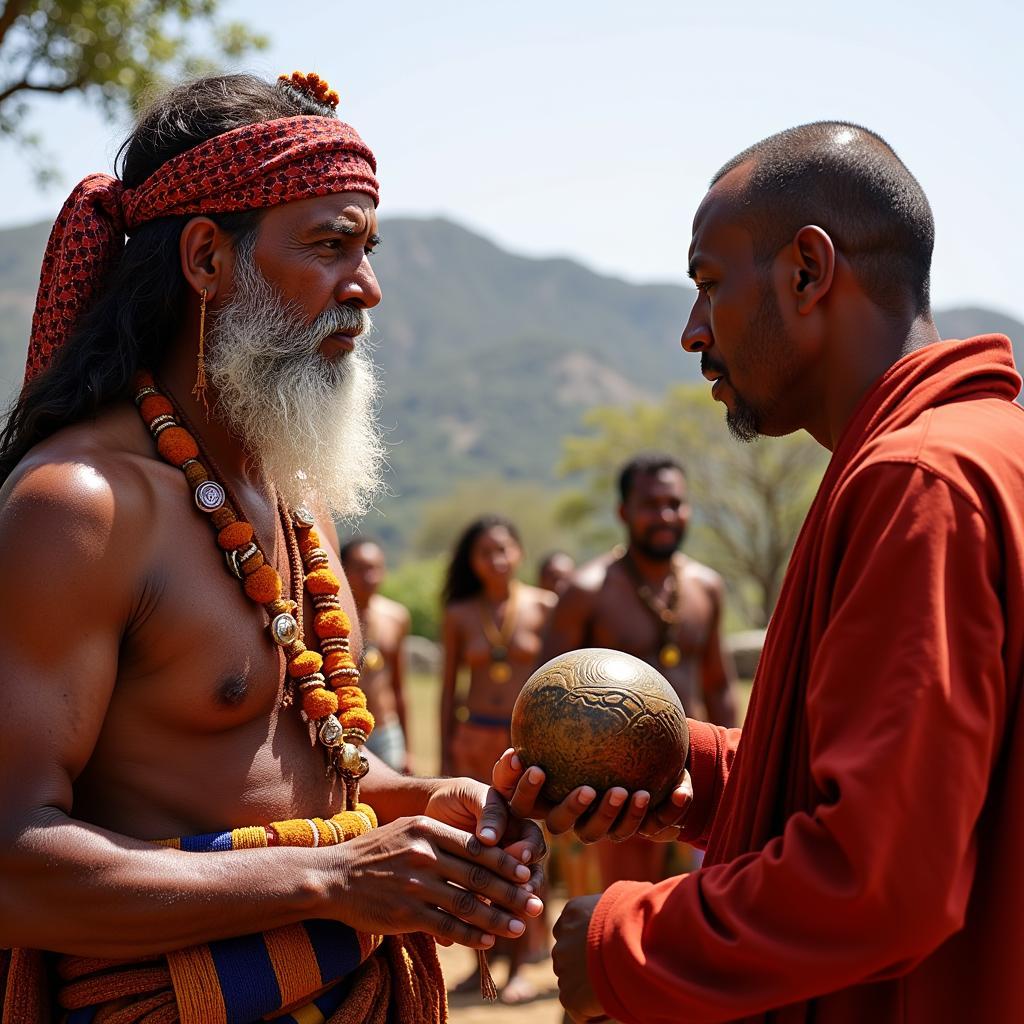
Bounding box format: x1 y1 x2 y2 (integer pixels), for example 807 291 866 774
440 514 556 1004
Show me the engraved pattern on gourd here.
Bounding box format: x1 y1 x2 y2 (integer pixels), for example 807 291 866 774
511 649 689 805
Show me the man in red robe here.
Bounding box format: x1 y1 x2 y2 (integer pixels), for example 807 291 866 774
506 121 1024 1022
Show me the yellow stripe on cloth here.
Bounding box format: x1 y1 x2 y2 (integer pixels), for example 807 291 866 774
289 1000 327 1024
166 942 227 1024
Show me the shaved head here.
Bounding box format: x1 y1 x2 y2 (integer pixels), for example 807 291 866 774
712 122 934 316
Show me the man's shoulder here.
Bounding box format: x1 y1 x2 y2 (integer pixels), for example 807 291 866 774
516 581 558 614
679 555 725 598
370 592 411 627
0 408 157 553
568 551 618 594
860 396 1024 510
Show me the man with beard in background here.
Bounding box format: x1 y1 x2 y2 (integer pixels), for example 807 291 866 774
0 71 545 1022
539 452 737 887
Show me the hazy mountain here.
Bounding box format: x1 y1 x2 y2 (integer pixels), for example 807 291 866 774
2 216 1022 546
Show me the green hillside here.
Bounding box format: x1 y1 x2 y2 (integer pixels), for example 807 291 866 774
2 216 1022 551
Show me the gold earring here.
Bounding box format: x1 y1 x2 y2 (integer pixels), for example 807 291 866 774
193 288 209 414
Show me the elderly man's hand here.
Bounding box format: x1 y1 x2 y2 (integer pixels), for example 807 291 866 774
492 748 694 843
553 895 609 1022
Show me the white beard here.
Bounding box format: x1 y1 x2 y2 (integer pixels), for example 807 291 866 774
205 242 387 519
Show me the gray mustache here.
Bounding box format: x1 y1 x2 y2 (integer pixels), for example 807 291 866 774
314 303 372 339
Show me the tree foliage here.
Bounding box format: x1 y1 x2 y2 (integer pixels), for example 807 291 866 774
558 384 828 627
0 0 266 179
411 477 578 569
379 556 446 641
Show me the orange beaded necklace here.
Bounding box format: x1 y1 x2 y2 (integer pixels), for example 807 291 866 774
133 371 375 801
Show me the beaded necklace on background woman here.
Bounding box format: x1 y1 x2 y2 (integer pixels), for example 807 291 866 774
440 515 556 1003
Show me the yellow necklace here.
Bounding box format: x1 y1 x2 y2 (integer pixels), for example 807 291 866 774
479 581 519 683
622 552 685 670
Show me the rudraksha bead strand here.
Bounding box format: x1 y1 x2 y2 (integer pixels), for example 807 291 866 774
132 372 373 790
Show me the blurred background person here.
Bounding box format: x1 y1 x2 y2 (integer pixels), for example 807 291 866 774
440 514 556 1003
340 536 412 774
540 452 739 887
538 550 576 597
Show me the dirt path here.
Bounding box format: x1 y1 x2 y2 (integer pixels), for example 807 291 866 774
439 938 566 1024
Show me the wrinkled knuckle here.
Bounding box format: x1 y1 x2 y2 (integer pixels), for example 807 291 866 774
454 889 477 917
468 864 489 890
495 850 515 874
465 834 483 857
488 905 505 932
437 914 457 938
409 840 437 868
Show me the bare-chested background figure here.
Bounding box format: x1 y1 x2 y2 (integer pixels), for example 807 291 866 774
439 514 557 1003
540 451 738 886
340 536 412 773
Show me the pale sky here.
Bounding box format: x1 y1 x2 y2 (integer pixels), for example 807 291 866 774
2 0 1022 320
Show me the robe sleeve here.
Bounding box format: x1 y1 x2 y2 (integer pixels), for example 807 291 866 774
677 719 742 849
588 461 1006 1023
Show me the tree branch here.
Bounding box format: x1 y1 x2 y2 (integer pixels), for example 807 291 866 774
0 74 83 106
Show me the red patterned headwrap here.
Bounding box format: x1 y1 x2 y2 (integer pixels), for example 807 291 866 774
26 115 379 383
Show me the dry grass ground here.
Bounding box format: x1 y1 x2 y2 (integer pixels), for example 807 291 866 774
402 670 753 1020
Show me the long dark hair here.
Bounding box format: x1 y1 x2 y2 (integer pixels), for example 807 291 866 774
442 515 522 606
0 73 337 485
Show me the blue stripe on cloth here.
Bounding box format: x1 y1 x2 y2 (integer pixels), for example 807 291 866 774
274 979 349 1024
302 919 362 983
313 976 353 1016
467 712 512 729
179 830 234 852
208 931 282 1024
65 1010 98 1023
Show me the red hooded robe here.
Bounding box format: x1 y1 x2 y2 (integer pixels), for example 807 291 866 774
589 335 1024 1023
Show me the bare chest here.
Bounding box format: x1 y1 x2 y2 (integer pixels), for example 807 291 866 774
460 597 547 669
74 493 358 838
588 572 714 663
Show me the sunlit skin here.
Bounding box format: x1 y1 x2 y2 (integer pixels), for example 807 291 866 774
441 525 556 776
246 192 382 362
341 541 411 773
539 552 576 596
471 525 520 594
343 539 387 608
621 466 690 558
0 188 547 961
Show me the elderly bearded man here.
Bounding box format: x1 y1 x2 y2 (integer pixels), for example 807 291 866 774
498 121 1024 1023
0 72 546 1023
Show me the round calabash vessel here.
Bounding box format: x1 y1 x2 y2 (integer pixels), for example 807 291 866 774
510 647 689 805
